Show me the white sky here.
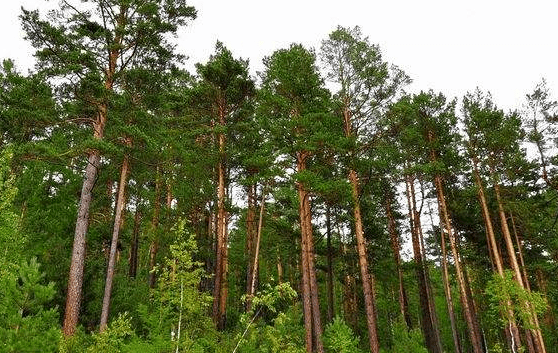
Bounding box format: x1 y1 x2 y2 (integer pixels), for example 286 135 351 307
1 0 557 111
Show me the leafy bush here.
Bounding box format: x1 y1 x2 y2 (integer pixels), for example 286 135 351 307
322 317 362 353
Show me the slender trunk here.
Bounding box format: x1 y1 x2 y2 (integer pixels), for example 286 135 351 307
434 174 482 353
472 157 522 352
213 99 229 330
62 6 125 334
439 220 462 353
510 213 547 353
326 205 334 322
277 251 283 284
385 192 411 328
405 174 442 353
343 243 359 331
245 183 256 306
100 150 130 332
297 151 324 352
492 170 546 353
128 206 141 278
246 188 267 311
348 169 380 353
148 167 162 288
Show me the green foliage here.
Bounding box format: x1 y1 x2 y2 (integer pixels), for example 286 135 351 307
130 220 216 352
384 318 428 353
86 313 134 353
485 270 548 330
322 317 362 353
0 258 60 352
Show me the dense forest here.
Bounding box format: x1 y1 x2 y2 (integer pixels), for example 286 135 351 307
1 1 557 352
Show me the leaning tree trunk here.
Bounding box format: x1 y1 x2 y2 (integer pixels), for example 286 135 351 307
491 172 546 353
434 174 483 353
510 213 547 353
472 157 522 352
62 8 125 334
245 183 257 308
100 148 131 332
246 188 267 312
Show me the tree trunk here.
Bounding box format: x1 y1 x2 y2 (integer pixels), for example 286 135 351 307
405 174 442 353
100 150 130 332
212 99 229 330
326 205 334 322
472 158 523 351
297 151 324 353
349 169 380 353
148 167 162 288
245 183 256 307
63 150 101 336
434 174 483 353
439 219 462 353
128 206 141 278
246 187 267 311
385 193 411 328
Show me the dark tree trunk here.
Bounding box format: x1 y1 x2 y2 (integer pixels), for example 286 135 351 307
128 206 141 278
385 193 411 328
405 175 442 353
148 167 162 289
297 151 324 353
326 205 334 322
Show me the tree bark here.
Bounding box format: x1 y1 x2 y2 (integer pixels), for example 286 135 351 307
212 98 229 330
385 193 411 328
326 205 334 322
246 187 267 311
434 174 483 353
128 206 141 278
297 151 324 353
148 167 162 288
245 183 256 307
472 158 522 352
100 149 130 332
405 174 442 353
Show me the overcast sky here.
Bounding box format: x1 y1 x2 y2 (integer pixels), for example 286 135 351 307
1 0 557 112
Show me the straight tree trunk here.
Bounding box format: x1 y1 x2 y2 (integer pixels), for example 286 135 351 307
213 99 229 330
148 167 162 288
128 206 141 278
405 175 443 353
326 205 334 322
100 150 130 332
297 151 324 353
343 105 380 353
385 192 411 328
